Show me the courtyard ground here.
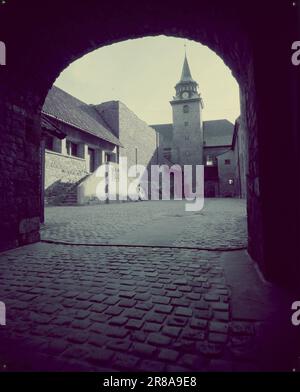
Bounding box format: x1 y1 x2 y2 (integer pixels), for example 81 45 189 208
0 199 298 371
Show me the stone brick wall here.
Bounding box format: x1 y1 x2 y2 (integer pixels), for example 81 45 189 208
0 103 41 251
44 149 88 204
239 71 264 272
232 117 248 198
118 101 158 173
95 101 159 174
45 150 87 188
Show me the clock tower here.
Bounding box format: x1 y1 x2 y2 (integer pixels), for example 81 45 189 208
170 53 204 166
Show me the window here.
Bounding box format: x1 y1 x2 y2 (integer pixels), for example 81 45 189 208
66 140 78 157
183 105 189 113
185 135 189 140
66 140 71 155
45 136 62 153
206 155 214 166
45 135 54 151
105 152 117 163
184 121 189 126
225 159 231 165
228 179 234 185
71 143 78 157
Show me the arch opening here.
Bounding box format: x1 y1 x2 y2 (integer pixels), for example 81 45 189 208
0 1 299 372
40 36 246 255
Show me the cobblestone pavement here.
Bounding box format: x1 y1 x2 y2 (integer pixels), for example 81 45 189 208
41 199 247 249
1 199 289 372
172 200 247 249
0 243 261 372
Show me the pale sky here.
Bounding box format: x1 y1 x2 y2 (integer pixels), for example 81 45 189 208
54 35 240 125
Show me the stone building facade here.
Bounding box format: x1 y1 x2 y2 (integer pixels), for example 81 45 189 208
151 54 238 198
42 86 158 205
78 101 159 204
95 101 158 171
202 120 237 197
42 56 245 204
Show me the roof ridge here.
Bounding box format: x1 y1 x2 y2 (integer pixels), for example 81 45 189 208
51 85 89 106
150 123 173 127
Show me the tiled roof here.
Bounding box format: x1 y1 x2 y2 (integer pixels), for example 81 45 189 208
152 119 234 147
42 86 122 146
203 119 234 147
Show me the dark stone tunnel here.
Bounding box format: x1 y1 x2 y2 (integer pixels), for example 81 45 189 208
0 0 299 291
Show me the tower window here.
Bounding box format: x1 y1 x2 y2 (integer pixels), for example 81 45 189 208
185 135 189 140
183 105 189 113
225 159 231 165
184 121 189 126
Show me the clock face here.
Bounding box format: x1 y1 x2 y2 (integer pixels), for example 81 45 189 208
182 92 189 99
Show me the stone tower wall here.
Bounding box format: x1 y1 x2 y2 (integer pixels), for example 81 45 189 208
171 100 203 166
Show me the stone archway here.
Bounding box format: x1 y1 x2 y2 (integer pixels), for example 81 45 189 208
0 0 299 290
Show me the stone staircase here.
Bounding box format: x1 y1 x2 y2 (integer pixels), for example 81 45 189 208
48 174 90 206
60 186 78 206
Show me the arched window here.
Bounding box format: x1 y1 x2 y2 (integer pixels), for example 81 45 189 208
183 105 189 113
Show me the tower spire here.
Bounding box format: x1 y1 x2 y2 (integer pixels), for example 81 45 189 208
173 47 201 103
179 50 194 83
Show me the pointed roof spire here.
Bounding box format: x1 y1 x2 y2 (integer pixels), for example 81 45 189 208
179 42 194 82
173 44 200 98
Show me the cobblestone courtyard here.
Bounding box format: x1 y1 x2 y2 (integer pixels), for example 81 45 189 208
41 199 248 249
0 199 297 371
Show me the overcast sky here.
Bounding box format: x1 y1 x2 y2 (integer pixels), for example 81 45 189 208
55 35 240 125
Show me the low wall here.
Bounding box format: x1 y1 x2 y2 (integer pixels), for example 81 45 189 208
45 150 88 204
77 162 151 204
